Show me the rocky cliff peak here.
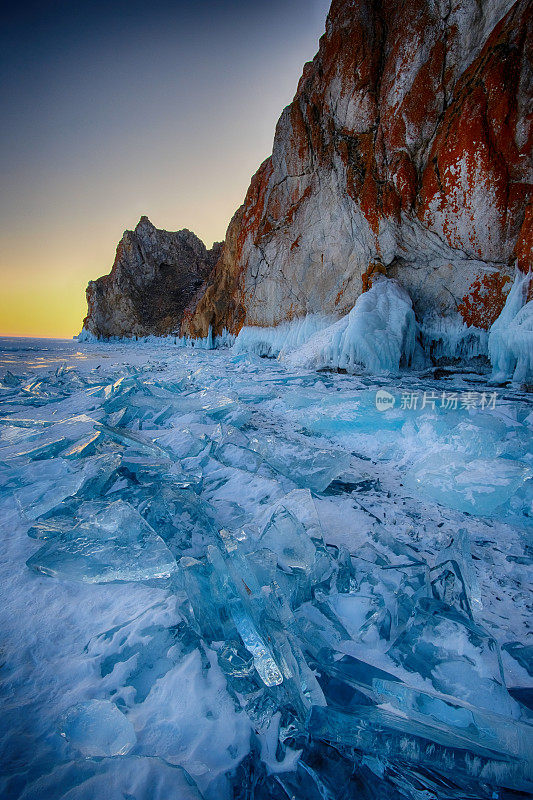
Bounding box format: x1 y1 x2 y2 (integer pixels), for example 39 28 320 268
82 218 221 339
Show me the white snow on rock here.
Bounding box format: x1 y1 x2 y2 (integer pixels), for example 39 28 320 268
489 270 533 385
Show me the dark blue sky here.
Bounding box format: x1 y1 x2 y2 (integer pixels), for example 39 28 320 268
0 0 331 335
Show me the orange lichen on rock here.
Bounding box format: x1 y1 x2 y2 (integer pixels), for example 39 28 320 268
418 1 532 261
458 273 512 329
334 282 346 306
240 158 274 248
291 236 302 252
361 262 387 293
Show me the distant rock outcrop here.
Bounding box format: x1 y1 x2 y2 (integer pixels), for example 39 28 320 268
82 217 221 339
183 0 532 338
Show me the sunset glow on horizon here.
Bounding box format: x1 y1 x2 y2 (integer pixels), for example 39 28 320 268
0 0 330 338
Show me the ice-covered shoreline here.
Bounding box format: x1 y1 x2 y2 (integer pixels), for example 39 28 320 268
76 273 533 387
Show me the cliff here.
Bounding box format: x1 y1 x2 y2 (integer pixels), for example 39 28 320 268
183 0 532 338
82 217 221 339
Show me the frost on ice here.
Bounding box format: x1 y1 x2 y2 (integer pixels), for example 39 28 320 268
0 338 532 799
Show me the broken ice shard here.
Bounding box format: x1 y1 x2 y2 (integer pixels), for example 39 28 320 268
387 597 517 717
62 430 102 459
262 581 327 716
229 609 284 687
150 427 211 459
407 451 531 516
17 436 71 461
97 423 169 458
259 507 317 574
59 700 136 757
179 556 229 641
372 678 533 763
430 557 475 619
1 370 24 388
248 433 350 492
141 486 219 557
13 455 119 520
27 500 177 583
215 442 263 473
27 516 77 540
218 640 255 678
452 527 483 611
502 642 533 676
295 591 391 654
178 389 252 427
207 544 284 687
308 704 532 793
217 530 326 715
322 591 391 646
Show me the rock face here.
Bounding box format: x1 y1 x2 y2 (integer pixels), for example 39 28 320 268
82 217 221 339
184 0 532 338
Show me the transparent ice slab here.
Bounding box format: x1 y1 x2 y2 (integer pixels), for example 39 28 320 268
216 530 327 717
372 678 533 763
97 423 170 458
218 640 255 679
179 556 232 641
387 598 517 717
13 454 120 520
27 515 78 540
407 451 532 516
249 434 350 492
207 545 284 687
502 642 533 677
27 500 177 583
308 704 532 794
140 485 220 557
259 507 317 574
177 389 252 427
215 442 264 473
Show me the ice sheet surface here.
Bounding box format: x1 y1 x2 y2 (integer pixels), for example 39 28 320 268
0 337 531 800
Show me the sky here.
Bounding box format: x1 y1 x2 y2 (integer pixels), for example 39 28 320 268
0 0 331 338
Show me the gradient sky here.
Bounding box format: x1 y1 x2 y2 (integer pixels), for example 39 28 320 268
0 0 331 338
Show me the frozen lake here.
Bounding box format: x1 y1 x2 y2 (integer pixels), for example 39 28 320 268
0 337 531 799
